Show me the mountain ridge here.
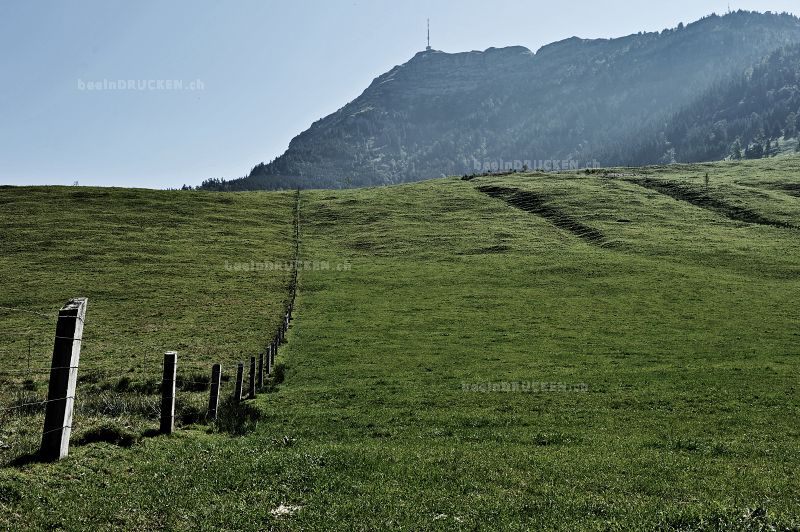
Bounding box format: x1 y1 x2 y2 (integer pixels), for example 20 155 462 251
201 10 800 190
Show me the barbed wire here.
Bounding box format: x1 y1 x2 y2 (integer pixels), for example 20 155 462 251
0 366 83 378
0 395 75 414
0 306 58 319
41 424 75 437
0 331 53 337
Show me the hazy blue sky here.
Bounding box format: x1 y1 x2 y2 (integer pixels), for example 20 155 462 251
1 0 797 188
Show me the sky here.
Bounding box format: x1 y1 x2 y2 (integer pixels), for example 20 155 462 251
1 1 797 188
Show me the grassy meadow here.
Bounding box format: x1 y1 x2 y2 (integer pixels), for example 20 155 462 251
0 187 296 460
1 157 799 530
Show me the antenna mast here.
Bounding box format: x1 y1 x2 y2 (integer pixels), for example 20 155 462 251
426 19 431 51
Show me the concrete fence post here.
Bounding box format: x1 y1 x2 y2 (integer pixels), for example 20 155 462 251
208 363 221 420
248 356 256 399
160 352 177 434
40 297 88 461
270 341 276 369
234 362 244 402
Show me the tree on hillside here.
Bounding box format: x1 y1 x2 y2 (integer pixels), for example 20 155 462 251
786 112 797 138
730 138 743 159
745 140 764 159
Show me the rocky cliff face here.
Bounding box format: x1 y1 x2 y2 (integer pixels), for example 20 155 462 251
203 11 800 190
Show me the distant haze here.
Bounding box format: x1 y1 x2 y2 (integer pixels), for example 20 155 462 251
1 0 798 188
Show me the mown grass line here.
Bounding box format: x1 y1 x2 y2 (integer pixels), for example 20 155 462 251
477 184 606 245
628 177 797 229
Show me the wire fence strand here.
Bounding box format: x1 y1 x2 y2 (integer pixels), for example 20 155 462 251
0 306 58 319
0 395 76 414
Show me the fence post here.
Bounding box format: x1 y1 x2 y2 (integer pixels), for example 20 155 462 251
270 341 276 369
40 297 88 461
258 352 264 388
248 356 256 399
234 362 244 402
208 363 221 420
160 352 177 434
267 344 273 375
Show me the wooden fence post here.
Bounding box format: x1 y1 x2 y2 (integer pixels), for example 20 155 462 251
160 352 177 434
248 356 256 399
208 363 221 420
234 362 244 402
267 344 273 375
40 297 87 461
258 352 264 388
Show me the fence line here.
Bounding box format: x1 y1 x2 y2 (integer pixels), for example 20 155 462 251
0 190 303 463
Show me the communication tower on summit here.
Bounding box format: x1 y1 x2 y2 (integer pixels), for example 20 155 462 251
426 19 432 51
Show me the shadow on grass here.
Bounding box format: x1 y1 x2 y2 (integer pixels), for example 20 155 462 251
212 397 262 436
75 422 139 448
270 363 286 387
7 452 40 467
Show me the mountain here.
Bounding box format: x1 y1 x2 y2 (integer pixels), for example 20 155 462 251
201 11 800 191
614 43 800 165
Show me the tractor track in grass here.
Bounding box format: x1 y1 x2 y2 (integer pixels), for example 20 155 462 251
476 185 606 246
627 178 796 230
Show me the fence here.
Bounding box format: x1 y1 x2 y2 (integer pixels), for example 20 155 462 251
0 304 69 463
0 190 302 463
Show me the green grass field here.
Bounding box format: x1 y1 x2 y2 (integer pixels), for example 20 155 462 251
1 157 799 530
0 187 296 460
